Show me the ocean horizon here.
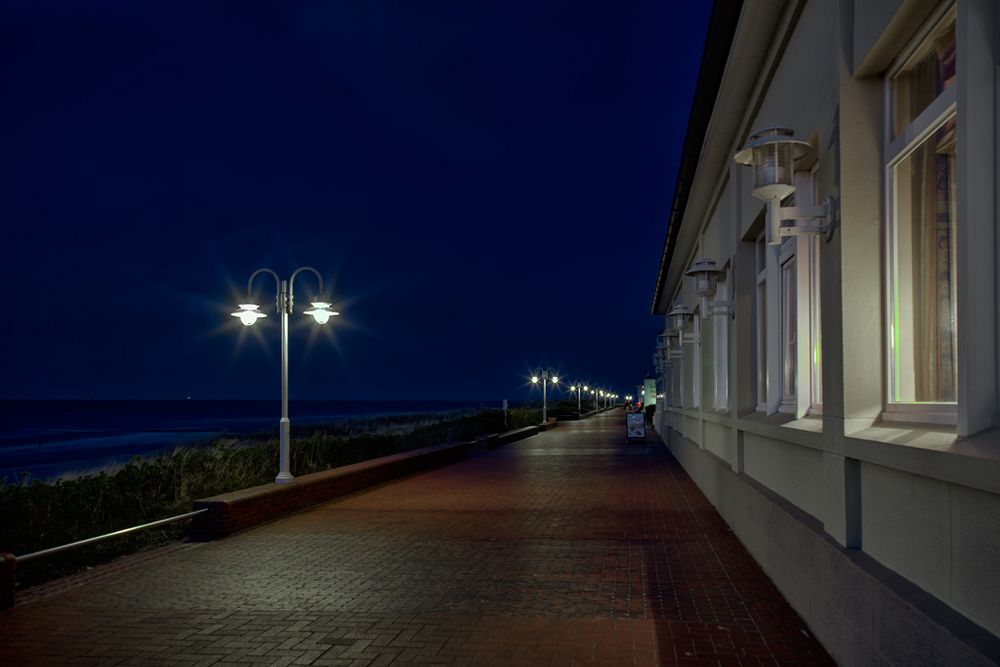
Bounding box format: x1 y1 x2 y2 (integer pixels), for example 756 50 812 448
0 399 506 483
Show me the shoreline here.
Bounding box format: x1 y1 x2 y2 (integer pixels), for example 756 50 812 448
1 406 490 484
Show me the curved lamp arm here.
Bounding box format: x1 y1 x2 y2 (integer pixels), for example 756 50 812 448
247 268 281 298
289 266 325 302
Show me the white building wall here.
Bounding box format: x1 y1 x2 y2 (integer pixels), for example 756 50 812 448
652 0 1000 662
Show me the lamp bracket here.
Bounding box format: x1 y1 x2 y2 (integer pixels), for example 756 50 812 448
710 301 734 318
776 196 836 242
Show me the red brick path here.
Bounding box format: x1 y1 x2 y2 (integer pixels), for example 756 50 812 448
0 412 833 665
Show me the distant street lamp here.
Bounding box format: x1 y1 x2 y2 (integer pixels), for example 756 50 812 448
231 266 338 483
568 381 586 412
530 368 559 423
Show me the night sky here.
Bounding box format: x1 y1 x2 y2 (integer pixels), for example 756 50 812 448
1 1 711 402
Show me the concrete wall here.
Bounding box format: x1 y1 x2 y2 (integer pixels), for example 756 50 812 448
662 427 996 666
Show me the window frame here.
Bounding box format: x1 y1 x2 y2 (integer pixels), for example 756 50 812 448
779 240 797 414
795 169 823 418
754 172 823 418
712 265 731 413
882 3 959 425
755 234 768 412
689 308 701 409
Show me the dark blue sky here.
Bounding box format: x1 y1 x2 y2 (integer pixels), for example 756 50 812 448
0 1 710 402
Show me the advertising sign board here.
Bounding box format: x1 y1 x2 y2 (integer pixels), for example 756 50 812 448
626 412 645 440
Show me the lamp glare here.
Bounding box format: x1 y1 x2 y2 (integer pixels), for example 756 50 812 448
232 304 266 327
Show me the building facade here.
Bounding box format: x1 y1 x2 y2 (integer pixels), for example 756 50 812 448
650 1 999 663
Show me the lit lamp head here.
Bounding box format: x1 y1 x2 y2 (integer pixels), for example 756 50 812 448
231 303 267 327
304 300 339 325
734 125 811 245
685 258 725 315
551 376 559 384
667 304 693 332
531 376 539 384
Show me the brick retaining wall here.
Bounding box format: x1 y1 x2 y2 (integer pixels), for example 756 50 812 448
191 423 546 541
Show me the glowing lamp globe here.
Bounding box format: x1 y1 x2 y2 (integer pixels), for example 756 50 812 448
231 304 266 327
531 376 539 384
304 301 339 325
551 376 559 384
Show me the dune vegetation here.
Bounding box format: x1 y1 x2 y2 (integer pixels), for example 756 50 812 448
1 406 543 588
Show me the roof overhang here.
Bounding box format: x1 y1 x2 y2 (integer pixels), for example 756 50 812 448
651 0 792 314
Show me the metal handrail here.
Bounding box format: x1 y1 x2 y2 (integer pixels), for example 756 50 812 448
16 509 207 563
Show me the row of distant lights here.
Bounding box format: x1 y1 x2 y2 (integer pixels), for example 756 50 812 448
531 375 618 399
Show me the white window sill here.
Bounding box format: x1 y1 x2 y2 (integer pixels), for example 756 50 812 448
845 420 957 450
783 415 823 433
844 421 1000 496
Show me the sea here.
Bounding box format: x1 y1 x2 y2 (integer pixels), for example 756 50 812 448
0 399 493 483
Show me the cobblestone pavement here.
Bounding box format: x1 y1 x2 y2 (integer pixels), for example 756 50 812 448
1 412 833 665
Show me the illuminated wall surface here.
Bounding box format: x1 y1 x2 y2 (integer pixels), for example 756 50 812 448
643 379 657 407
649 1 1000 664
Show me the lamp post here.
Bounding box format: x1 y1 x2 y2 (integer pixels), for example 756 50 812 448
568 381 586 412
530 368 559 423
231 266 338 484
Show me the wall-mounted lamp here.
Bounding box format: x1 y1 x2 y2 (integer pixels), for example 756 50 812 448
685 257 732 318
734 126 835 246
659 329 681 360
655 333 672 366
667 304 699 345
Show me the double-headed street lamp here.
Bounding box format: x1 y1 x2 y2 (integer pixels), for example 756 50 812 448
231 266 338 484
530 368 559 423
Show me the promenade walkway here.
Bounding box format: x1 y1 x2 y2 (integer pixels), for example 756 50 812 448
1 411 832 665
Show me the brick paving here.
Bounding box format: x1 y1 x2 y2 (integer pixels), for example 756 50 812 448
0 411 833 665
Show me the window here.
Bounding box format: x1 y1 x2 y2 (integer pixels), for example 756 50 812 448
689 312 701 409
713 268 730 412
794 170 823 417
755 235 768 410
754 171 823 418
674 352 683 408
885 6 957 422
779 243 797 413
807 232 823 410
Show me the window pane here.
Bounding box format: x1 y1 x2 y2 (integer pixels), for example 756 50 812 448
891 12 955 139
714 277 729 412
810 240 823 406
782 258 797 398
757 279 767 403
891 117 957 403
